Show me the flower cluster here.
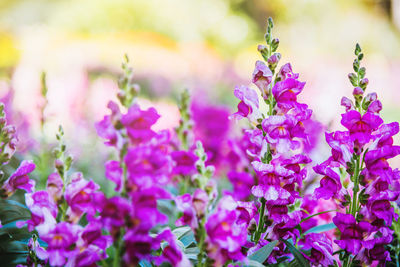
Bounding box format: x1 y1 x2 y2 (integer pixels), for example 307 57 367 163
95 56 189 266
314 44 400 265
2 18 400 267
229 18 333 264
20 127 110 267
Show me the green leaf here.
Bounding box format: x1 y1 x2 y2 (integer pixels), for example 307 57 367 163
172 226 191 239
300 210 337 224
139 260 152 267
179 230 196 247
248 240 278 263
244 259 266 267
304 223 336 235
280 239 310 267
0 199 31 225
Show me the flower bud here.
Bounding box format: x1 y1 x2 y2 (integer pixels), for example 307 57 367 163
359 78 369 90
348 73 358 87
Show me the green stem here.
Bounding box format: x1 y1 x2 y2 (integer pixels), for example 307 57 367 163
113 233 123 267
254 198 266 244
300 209 338 224
350 155 360 216
196 219 206 267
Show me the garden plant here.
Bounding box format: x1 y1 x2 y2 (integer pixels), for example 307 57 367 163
0 18 399 267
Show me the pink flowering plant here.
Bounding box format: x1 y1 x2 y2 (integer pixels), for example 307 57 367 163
1 17 400 267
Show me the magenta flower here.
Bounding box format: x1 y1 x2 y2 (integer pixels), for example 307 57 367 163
153 229 190 267
313 163 342 200
359 227 393 264
99 196 131 231
192 189 209 218
333 213 371 255
123 231 156 265
252 60 273 98
2 160 35 196
41 222 81 267
104 160 123 192
69 246 103 267
231 85 261 123
341 110 383 147
227 171 254 200
301 233 334 266
24 191 58 235
251 185 294 222
46 172 63 202
120 104 159 144
171 150 198 176
64 173 103 222
277 63 299 81
325 131 354 166
81 220 112 251
175 193 198 229
272 78 306 111
372 122 399 148
235 201 257 226
363 145 400 177
191 102 230 168
27 237 48 263
277 154 311 186
341 96 355 111
125 138 173 190
252 161 294 186
359 190 398 226
271 211 302 240
205 196 247 266
130 187 171 232
95 101 123 148
261 115 298 153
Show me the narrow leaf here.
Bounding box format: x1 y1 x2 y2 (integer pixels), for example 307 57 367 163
244 259 266 267
304 223 336 235
179 230 195 247
280 239 310 267
248 240 278 263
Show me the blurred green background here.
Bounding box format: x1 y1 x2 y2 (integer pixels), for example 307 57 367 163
0 0 400 187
